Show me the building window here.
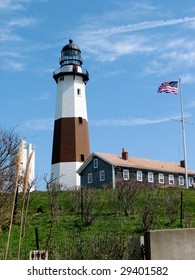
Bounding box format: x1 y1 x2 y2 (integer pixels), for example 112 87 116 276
79 117 83 124
148 172 154 183
179 175 184 186
77 88 81 95
123 169 129 180
88 173 93 184
59 76 64 81
137 171 142 182
169 175 174 184
93 158 98 168
159 173 164 184
80 154 85 162
100 170 105 181
189 177 193 187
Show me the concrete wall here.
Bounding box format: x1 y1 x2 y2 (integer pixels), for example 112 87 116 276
144 228 195 260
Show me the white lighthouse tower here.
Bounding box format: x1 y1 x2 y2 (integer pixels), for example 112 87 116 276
51 39 90 188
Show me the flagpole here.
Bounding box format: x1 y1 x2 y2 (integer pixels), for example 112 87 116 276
179 78 188 189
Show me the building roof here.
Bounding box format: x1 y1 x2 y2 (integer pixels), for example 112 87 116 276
77 151 195 175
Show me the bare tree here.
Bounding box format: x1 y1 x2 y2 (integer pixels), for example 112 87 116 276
0 127 20 257
44 175 61 254
0 127 20 193
112 177 142 217
69 186 81 213
139 187 162 232
69 186 97 225
80 186 97 225
164 187 181 226
0 128 21 236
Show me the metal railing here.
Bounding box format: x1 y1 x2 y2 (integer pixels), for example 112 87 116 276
53 65 88 76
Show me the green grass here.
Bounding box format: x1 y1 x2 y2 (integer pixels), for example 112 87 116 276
1 188 195 260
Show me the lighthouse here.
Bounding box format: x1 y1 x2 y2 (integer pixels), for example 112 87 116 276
51 39 90 187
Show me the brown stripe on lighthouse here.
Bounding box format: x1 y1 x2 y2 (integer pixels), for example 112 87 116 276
52 117 90 164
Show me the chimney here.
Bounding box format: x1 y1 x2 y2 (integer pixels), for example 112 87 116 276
180 160 185 168
122 148 128 160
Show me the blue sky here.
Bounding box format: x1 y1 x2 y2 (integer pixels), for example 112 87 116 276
1 0 195 189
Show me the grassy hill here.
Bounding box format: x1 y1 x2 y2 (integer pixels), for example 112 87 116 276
1 187 195 260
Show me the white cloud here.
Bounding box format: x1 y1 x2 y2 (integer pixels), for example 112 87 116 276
38 91 50 101
8 17 37 27
24 118 53 130
187 99 195 108
140 36 195 78
0 0 47 12
80 16 195 63
0 30 22 41
187 98 195 108
0 0 23 11
81 34 155 62
89 115 183 127
181 74 195 84
130 2 157 12
184 19 195 30
85 1 158 26
0 2 38 43
104 69 127 78
86 17 195 37
161 49 195 68
0 0 46 72
2 60 25 71
0 50 23 58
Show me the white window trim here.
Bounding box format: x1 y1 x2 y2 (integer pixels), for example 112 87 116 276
137 171 143 182
93 158 98 169
159 173 164 184
123 169 129 180
87 173 93 184
100 170 105 181
148 172 154 183
179 175 184 186
169 174 174 184
189 177 193 187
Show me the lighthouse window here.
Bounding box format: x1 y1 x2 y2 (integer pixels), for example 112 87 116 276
80 154 85 162
77 88 81 95
59 76 64 81
79 117 83 124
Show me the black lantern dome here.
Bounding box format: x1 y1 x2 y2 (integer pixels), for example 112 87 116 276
60 39 83 67
53 39 89 83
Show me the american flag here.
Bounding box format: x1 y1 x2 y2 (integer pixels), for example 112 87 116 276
157 81 178 94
